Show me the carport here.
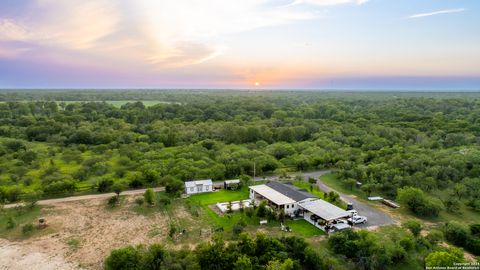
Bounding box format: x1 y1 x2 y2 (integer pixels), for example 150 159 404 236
298 199 351 231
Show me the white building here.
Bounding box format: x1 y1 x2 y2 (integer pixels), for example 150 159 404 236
249 182 351 231
249 182 316 216
185 179 213 195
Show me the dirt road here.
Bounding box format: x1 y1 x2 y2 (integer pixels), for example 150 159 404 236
5 170 331 209
4 187 165 209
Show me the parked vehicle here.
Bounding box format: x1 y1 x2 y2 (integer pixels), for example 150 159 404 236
346 203 354 211
348 215 367 224
333 219 349 224
330 223 351 232
347 209 358 216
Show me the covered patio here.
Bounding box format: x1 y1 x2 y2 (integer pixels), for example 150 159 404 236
298 199 352 231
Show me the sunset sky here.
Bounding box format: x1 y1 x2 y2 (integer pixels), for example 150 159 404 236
0 0 479 90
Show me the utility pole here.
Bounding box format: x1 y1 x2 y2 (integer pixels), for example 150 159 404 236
253 161 256 180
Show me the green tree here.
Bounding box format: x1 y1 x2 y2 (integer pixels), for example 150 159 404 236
257 201 268 218
425 248 463 267
105 246 142 270
397 187 443 217
402 220 422 237
165 177 184 197
112 182 126 199
144 188 156 206
233 255 253 270
266 259 294 270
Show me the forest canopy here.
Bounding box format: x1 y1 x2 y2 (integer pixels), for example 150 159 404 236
0 90 480 218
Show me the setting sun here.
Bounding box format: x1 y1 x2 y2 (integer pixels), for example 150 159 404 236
254 82 260 86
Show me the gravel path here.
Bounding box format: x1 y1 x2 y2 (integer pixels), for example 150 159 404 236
5 170 332 209
4 187 165 209
316 179 395 228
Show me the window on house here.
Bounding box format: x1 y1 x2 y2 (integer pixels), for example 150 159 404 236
190 187 194 192
206 186 209 191
286 205 290 209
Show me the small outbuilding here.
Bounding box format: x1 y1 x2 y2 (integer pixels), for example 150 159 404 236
185 179 213 195
224 179 241 190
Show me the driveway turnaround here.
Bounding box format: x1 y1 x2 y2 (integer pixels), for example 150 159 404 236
316 180 395 228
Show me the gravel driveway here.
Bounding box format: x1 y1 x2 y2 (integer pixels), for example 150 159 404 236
316 179 395 228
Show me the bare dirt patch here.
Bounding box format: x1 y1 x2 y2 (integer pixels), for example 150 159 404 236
0 196 197 270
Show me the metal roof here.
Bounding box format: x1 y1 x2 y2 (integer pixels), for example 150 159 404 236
185 179 213 188
249 184 296 205
266 182 317 202
224 179 240 184
299 199 351 221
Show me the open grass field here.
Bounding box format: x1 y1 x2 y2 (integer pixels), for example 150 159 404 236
319 173 366 199
292 181 324 197
285 219 325 237
186 188 250 206
55 100 178 107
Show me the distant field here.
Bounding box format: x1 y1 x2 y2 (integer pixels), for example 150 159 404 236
57 100 177 107
0 100 178 107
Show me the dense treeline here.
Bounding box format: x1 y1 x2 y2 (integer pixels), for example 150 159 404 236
104 225 467 270
105 234 329 270
0 91 480 218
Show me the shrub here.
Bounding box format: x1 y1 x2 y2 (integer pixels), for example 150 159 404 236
144 188 155 206
107 196 119 207
105 246 143 270
135 197 145 206
326 191 340 203
399 237 415 251
397 187 443 217
169 224 177 238
443 222 469 247
402 220 422 237
22 223 34 235
257 201 268 218
444 196 461 212
425 248 464 267
233 223 245 236
470 224 480 236
164 177 184 197
426 230 443 245
43 180 75 195
23 190 43 208
466 238 480 255
245 207 255 218
112 182 126 198
6 216 16 229
158 197 171 207
97 178 114 192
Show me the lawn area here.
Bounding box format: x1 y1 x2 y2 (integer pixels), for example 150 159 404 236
394 203 480 225
293 179 347 209
320 173 366 199
285 219 325 237
292 181 326 198
187 188 250 206
185 187 326 238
